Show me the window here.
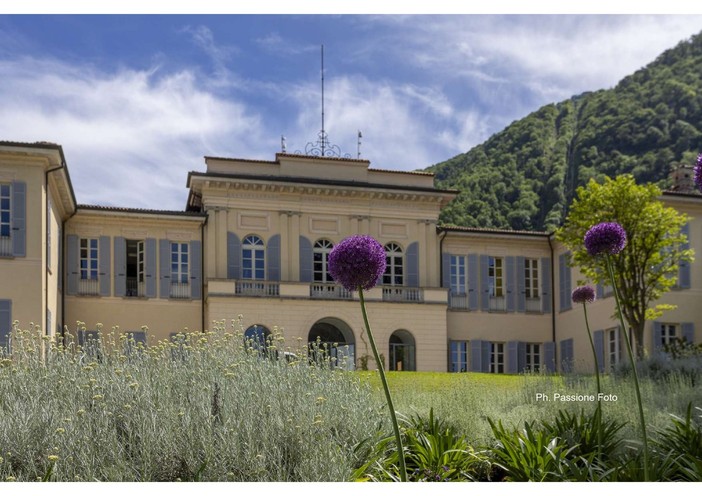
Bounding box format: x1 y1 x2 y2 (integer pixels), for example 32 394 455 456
450 255 466 294
525 343 541 372
126 240 145 297
450 340 468 372
242 235 265 280
490 342 504 373
313 239 334 283
524 258 539 299
1 184 11 256
171 242 189 284
80 238 99 280
660 323 677 347
383 243 404 286
170 242 190 299
608 327 621 371
488 257 503 297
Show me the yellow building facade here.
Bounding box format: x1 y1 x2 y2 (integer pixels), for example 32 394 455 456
0 140 700 373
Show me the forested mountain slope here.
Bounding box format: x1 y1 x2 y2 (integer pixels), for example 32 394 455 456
430 31 702 232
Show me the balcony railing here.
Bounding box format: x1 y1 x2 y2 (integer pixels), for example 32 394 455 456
489 295 506 312
235 281 280 297
126 277 145 298
449 292 469 310
78 278 99 296
310 283 353 300
382 287 423 302
0 236 10 257
170 282 191 299
526 297 542 313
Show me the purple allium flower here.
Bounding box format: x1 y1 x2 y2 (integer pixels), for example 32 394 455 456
328 235 386 292
584 222 627 256
695 153 702 193
572 285 596 305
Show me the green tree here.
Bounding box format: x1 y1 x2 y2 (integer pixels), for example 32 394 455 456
556 175 694 357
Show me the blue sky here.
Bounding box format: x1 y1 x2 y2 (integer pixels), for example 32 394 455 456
1 13 702 209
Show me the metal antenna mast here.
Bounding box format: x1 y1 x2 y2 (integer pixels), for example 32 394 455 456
320 44 325 156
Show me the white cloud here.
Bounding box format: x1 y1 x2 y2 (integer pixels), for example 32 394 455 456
0 57 267 209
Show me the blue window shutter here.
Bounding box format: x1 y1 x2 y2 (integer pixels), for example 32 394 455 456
66 235 79 296
58 226 63 292
0 300 11 350
507 340 519 373
543 342 555 372
227 232 241 280
266 235 280 282
481 341 491 373
596 283 604 299
506 256 515 312
469 340 482 372
560 338 573 373
442 253 451 289
468 254 479 310
518 342 526 372
114 237 126 297
11 181 26 257
516 256 526 312
679 223 691 289
479 255 489 311
594 330 605 373
450 341 457 372
99 236 111 296
682 322 694 344
299 236 312 283
406 242 419 287
190 240 202 300
541 257 551 313
653 321 662 352
145 238 157 298
159 239 171 299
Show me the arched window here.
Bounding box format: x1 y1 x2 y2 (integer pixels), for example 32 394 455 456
313 239 334 283
383 243 404 286
242 235 265 280
244 324 271 353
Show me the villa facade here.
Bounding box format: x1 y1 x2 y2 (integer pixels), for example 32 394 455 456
1 140 700 373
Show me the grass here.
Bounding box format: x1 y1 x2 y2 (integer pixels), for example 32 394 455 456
361 371 702 446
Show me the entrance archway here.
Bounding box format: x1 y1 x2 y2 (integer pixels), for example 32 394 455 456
389 329 416 371
308 317 355 370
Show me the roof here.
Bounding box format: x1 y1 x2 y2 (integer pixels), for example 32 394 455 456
77 204 206 219
187 170 459 195
439 224 551 237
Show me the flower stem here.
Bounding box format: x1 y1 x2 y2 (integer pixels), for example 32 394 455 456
358 288 407 482
582 302 602 451
605 254 649 481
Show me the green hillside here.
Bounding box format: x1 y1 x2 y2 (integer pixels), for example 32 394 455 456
430 31 702 232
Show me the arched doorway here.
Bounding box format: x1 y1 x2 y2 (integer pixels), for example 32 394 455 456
244 324 271 354
308 317 355 370
389 330 416 371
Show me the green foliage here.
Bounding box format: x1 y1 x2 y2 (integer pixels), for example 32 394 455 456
352 408 493 482
431 32 702 232
651 403 702 481
556 174 694 355
0 323 382 482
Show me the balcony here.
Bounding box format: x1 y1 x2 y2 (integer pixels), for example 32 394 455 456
170 282 191 299
526 297 542 313
78 278 99 296
382 287 423 302
235 281 280 297
310 283 352 300
489 295 506 312
448 292 469 310
126 277 146 298
0 236 10 257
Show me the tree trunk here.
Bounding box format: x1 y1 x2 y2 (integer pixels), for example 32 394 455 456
631 320 646 359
